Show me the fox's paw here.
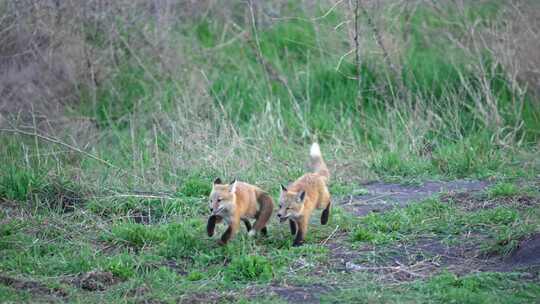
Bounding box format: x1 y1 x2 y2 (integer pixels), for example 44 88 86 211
217 239 228 246
248 230 256 237
292 240 304 247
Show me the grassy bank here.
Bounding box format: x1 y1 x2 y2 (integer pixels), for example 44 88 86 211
1 0 539 303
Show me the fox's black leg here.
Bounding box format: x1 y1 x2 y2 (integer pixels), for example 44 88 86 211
289 220 297 236
207 215 218 237
261 226 268 236
321 201 331 225
293 224 304 247
219 226 233 245
242 219 252 232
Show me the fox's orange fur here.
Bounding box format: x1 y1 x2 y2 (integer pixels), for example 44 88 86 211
207 179 274 245
276 143 331 246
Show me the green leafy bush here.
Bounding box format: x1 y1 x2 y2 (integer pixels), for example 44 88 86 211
109 223 166 248
224 255 273 283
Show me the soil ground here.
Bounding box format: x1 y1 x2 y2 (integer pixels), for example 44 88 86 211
1 179 539 303
257 179 540 302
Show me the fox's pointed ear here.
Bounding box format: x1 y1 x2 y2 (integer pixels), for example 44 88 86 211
280 184 287 192
297 191 306 203
230 180 238 193
229 178 237 185
213 178 222 185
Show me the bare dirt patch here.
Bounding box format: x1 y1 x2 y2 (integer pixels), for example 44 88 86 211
441 192 540 211
71 271 120 291
341 180 490 216
160 259 189 276
247 283 332 304
505 233 540 268
130 210 152 225
328 179 539 283
328 235 540 284
179 291 235 304
0 275 67 298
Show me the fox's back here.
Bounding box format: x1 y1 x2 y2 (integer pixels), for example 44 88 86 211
289 173 326 206
234 182 262 216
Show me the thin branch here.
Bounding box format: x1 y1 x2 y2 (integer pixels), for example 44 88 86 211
269 0 345 22
335 48 355 71
0 127 141 181
354 0 362 89
321 225 340 245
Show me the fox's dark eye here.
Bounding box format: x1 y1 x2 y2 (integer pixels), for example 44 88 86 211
217 198 222 202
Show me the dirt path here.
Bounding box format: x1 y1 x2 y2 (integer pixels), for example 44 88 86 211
262 179 540 303
340 179 491 216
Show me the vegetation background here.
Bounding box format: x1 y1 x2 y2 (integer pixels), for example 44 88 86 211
0 0 539 303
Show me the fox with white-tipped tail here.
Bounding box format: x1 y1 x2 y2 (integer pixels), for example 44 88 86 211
276 143 331 246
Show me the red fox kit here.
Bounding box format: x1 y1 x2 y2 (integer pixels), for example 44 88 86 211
276 143 331 246
207 178 274 245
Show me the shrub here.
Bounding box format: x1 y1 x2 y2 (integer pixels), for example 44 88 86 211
161 220 205 259
106 253 136 279
180 178 212 197
487 182 519 198
351 226 375 242
224 255 273 283
109 223 166 248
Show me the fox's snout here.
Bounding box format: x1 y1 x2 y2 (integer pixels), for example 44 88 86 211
277 213 287 222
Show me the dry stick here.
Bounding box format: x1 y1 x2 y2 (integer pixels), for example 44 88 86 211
358 3 410 101
349 193 393 205
352 0 366 117
270 0 344 22
335 48 355 72
359 5 399 79
394 260 426 278
354 0 362 95
321 225 340 245
0 128 141 181
246 0 309 134
247 0 272 93
100 194 173 200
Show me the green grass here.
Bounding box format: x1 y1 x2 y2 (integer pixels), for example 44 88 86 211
488 182 520 198
1 0 540 302
224 255 274 283
323 271 540 303
350 198 539 256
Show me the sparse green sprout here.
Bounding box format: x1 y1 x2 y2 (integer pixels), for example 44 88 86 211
0 165 45 202
109 223 166 248
186 271 204 281
161 220 205 259
106 253 136 279
487 182 519 198
224 255 273 283
351 226 375 242
180 178 212 197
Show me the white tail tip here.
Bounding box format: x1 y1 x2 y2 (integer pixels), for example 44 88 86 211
310 142 321 157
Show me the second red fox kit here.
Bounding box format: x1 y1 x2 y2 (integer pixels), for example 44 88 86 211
207 179 274 245
276 143 331 246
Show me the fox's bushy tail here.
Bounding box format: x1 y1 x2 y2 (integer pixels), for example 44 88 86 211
253 192 274 232
310 143 329 180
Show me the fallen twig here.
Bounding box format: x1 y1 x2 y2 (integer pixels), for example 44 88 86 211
321 225 340 245
349 193 393 205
